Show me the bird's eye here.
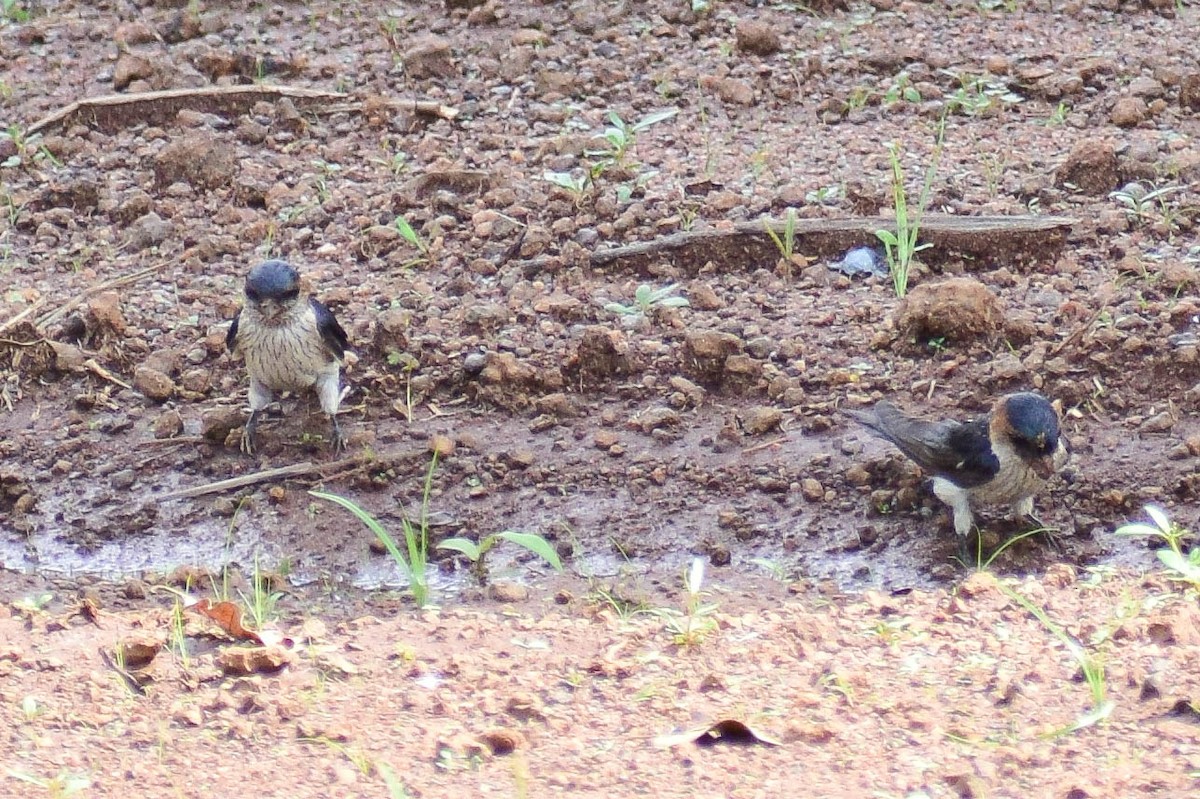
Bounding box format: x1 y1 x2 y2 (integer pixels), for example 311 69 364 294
246 289 260 302
281 289 300 301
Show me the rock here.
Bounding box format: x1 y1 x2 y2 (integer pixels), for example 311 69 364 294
86 291 128 337
153 133 239 191
201 407 244 443
894 278 1004 342
463 303 510 333
736 20 781 56
800 478 824 502
686 281 723 311
153 410 184 439
403 36 457 80
134 366 175 402
114 21 157 47
113 190 154 225
488 581 529 603
571 327 635 382
682 330 743 386
1055 139 1118 195
218 645 290 675
742 406 782 435
1110 96 1148 127
113 53 157 91
631 407 681 433
1139 411 1175 433
1181 74 1200 111
126 211 174 251
714 77 755 105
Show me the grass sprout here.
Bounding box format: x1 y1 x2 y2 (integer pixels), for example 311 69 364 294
875 119 944 298
651 557 719 646
437 530 563 584
310 454 440 607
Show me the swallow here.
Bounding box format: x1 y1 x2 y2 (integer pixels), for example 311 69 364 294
844 391 1070 551
226 260 350 454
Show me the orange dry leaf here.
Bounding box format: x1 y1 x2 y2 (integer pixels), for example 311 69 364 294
191 599 263 644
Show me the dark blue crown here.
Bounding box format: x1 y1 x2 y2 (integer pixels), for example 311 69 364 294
246 260 299 300
1005 393 1059 451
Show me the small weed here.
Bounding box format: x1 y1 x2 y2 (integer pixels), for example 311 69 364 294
20 695 41 721
5 769 91 799
237 554 285 629
651 558 719 647
1109 181 1188 228
387 351 421 422
586 108 678 175
310 454 440 607
875 121 943 298
0 0 30 24
845 85 871 111
1116 505 1200 590
437 530 563 584
763 207 807 279
393 215 431 266
1044 101 1069 126
605 282 690 318
942 71 1023 117
998 582 1113 738
590 585 650 620
805 184 841 206
882 71 921 106
543 170 590 205
168 600 190 667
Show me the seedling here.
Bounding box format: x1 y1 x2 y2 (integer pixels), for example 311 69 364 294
763 207 807 279
1109 182 1188 226
0 0 30 24
882 71 921 106
652 558 719 646
586 108 678 175
1044 101 1070 126
393 215 431 266
5 769 90 799
310 454 439 607
437 530 563 584
543 170 590 205
875 120 943 298
604 283 689 317
942 70 1024 117
805 184 841 206
238 553 285 629
1116 505 1200 591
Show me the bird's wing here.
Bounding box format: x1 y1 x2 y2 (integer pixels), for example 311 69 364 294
310 297 349 359
225 310 241 354
849 402 999 488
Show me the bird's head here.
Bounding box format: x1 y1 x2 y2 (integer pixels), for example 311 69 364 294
993 392 1066 479
244 260 302 323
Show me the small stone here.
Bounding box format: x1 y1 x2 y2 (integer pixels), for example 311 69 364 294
487 581 529 603
631 407 680 433
714 77 755 105
1140 411 1175 433
593 430 619 449
126 211 173 251
844 464 871 486
133 366 175 402
736 20 781 56
1055 139 1118 195
742 406 783 435
201 407 244 443
800 478 824 502
1110 96 1148 127
895 278 1004 342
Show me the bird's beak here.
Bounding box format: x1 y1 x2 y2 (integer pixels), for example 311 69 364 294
255 299 285 321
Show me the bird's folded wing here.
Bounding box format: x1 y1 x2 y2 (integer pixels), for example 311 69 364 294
310 297 349 359
853 403 999 488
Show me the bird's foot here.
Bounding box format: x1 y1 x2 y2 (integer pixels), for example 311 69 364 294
240 412 259 456
1018 513 1064 553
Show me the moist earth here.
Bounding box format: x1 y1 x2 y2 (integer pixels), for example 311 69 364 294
2 0 1200 796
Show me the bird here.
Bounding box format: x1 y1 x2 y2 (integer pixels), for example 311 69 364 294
225 260 350 455
843 392 1070 552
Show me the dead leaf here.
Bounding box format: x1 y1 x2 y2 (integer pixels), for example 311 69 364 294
653 718 783 748
190 599 263 644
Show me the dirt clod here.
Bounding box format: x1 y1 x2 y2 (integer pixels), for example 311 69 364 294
1055 139 1119 195
894 278 1004 343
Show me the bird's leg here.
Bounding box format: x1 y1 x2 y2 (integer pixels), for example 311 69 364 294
242 378 272 456
241 410 260 455
316 371 346 454
329 413 345 454
1011 498 1063 552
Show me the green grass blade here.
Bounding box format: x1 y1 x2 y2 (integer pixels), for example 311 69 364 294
437 537 482 562
496 531 564 571
309 490 412 579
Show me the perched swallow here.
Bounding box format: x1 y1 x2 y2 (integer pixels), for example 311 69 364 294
844 392 1070 548
226 260 350 454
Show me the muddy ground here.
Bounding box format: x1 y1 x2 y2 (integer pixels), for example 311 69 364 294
2 0 1200 795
